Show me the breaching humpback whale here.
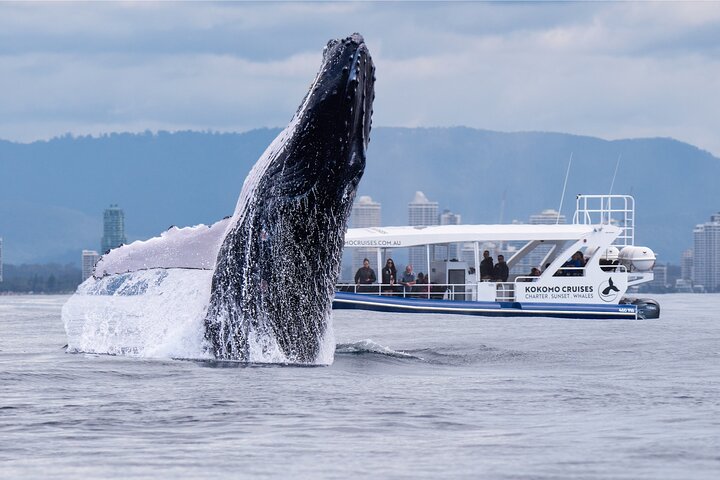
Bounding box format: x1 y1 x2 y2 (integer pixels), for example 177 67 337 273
62 34 375 364
205 34 375 362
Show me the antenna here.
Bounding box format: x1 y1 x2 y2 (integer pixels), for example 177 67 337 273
609 154 621 196
498 188 507 224
498 188 507 253
557 152 573 224
606 154 622 224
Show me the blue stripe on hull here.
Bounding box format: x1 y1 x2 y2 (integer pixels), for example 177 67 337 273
332 292 638 320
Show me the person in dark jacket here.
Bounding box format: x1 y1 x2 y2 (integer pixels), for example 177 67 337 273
492 254 509 282
354 258 377 293
480 250 494 280
381 258 397 294
558 251 586 276
412 272 430 298
570 251 586 276
519 267 542 282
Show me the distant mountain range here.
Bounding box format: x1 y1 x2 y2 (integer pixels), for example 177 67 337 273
1 127 718 265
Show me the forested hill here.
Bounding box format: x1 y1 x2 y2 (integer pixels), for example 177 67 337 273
1 127 718 264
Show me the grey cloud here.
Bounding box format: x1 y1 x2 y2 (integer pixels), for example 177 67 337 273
1 2 719 155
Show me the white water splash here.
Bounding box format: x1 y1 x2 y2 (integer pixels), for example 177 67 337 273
335 339 421 359
61 268 337 365
62 269 212 359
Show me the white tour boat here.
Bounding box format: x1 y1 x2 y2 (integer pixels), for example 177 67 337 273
335 195 660 319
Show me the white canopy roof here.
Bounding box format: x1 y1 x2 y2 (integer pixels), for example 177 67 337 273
345 224 620 248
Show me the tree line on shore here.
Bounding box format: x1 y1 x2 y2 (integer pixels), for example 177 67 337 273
0 264 81 294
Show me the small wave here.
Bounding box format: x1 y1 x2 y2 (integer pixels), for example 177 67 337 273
335 339 424 360
182 358 324 368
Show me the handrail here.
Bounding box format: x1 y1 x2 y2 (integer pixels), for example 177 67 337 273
552 266 586 276
514 276 540 282
336 282 471 300
337 282 516 301
493 282 515 301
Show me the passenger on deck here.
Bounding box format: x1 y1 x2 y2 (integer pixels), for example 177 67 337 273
400 265 416 295
557 251 585 276
480 250 494 281
413 272 430 298
570 251 586 276
492 254 509 282
520 267 542 281
381 258 397 294
354 258 377 293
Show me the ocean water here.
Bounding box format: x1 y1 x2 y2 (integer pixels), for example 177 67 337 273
1 294 719 479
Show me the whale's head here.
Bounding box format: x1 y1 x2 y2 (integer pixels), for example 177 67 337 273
206 34 375 364
258 33 374 207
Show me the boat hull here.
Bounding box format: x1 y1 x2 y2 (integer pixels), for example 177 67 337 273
333 292 639 320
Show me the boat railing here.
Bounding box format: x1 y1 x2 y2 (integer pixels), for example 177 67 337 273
336 282 520 302
547 265 628 275
494 282 515 302
336 282 472 300
551 266 586 277
338 263 631 303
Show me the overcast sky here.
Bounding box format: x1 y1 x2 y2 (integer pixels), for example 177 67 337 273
2 1 719 156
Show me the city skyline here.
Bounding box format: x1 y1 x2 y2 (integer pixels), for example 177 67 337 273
2 191 717 293
1 196 718 294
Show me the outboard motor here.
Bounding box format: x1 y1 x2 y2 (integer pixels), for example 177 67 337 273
621 297 661 319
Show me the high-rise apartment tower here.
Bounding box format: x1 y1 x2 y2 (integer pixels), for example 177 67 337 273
101 205 127 254
82 250 100 281
408 191 438 274
692 213 720 292
681 248 694 281
350 196 382 271
439 209 462 261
